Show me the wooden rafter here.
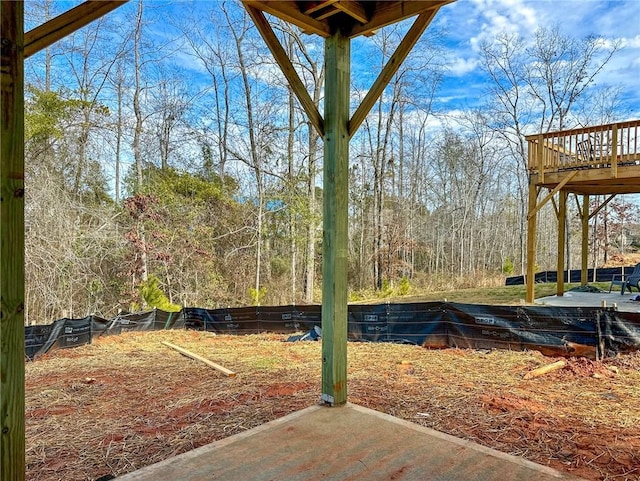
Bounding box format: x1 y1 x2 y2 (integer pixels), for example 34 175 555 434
242 1 453 38
24 0 128 58
333 1 368 24
348 8 438 137
245 6 324 137
303 1 340 16
350 1 451 37
243 0 331 37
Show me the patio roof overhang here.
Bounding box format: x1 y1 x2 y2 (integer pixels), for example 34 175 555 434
241 0 454 38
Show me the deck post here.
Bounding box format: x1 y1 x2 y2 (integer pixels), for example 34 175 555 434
557 190 567 295
526 178 538 303
321 28 349 406
581 194 589 285
0 1 26 479
556 190 571 296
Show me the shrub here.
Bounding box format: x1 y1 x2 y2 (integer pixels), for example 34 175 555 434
398 276 411 296
502 257 514 275
249 286 268 306
138 275 181 312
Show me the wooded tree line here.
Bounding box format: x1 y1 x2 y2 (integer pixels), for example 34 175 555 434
22 0 638 324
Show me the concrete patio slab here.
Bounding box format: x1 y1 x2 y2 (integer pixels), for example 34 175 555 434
118 403 582 481
535 290 640 312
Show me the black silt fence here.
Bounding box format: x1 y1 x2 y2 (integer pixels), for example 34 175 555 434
34 317 94 357
24 302 640 360
440 304 601 356
505 266 635 286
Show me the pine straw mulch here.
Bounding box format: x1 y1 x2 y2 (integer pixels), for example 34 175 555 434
26 330 640 481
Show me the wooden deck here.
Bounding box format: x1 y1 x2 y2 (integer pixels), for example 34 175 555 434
524 120 640 302
117 403 583 481
526 120 640 194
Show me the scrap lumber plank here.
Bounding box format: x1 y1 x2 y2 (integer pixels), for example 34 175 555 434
161 341 236 377
523 360 566 380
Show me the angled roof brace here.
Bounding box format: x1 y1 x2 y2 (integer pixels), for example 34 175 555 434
245 5 325 138
25 0 128 58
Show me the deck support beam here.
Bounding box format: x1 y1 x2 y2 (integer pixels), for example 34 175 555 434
0 1 26 479
556 190 567 296
321 29 349 406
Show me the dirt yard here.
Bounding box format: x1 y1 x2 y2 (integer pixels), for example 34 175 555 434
25 330 640 481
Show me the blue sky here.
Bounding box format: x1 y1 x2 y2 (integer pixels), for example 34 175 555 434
26 0 640 122
24 0 640 195
430 0 640 119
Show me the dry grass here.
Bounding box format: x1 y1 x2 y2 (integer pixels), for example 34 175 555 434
26 330 640 481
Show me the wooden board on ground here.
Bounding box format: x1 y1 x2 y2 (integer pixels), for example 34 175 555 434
161 341 236 377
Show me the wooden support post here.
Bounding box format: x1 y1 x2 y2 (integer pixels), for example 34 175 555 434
1 1 26 479
321 29 349 407
557 190 567 296
526 179 538 303
581 194 589 285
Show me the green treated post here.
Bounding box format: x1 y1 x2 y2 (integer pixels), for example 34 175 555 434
321 28 349 407
557 190 567 296
525 179 538 303
581 194 589 285
1 1 26 479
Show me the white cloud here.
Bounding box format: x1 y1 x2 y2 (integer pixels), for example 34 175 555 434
435 0 640 118
619 34 640 49
447 57 480 76
171 50 210 75
467 0 538 51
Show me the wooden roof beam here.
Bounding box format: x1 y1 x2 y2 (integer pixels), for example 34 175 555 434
243 1 331 37
314 7 343 22
24 0 128 58
348 8 438 137
333 1 368 24
303 1 340 15
349 1 453 38
245 5 324 137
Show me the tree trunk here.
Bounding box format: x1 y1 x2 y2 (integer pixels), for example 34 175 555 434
133 0 148 282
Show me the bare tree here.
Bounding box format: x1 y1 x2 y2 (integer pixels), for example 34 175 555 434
527 26 620 131
479 26 620 273
181 9 233 176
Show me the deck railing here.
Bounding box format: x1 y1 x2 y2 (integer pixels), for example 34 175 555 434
526 120 640 178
